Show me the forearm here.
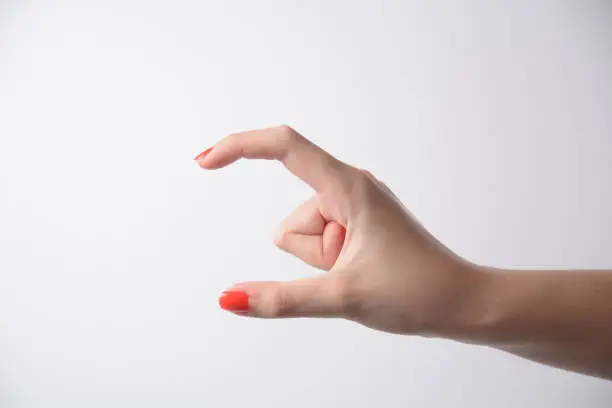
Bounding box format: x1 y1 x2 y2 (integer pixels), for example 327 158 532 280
451 266 612 379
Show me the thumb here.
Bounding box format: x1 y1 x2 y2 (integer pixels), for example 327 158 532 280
219 275 346 318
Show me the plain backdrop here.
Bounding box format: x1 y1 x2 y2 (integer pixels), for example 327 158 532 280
1 1 611 407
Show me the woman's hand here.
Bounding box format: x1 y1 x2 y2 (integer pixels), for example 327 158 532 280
194 125 487 337
195 125 612 380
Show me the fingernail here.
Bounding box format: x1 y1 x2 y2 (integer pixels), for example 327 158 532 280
194 146 213 161
219 291 249 312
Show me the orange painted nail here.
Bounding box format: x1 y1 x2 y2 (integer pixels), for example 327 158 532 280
194 146 213 161
219 291 249 311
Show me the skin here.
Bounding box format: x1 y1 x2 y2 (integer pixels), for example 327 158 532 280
195 125 612 380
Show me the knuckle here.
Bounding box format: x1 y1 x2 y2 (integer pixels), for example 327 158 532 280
359 168 374 179
275 124 297 142
270 287 296 317
272 226 287 248
333 166 362 195
333 274 363 318
353 169 379 202
227 132 241 142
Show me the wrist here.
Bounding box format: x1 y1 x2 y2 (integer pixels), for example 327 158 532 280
432 262 506 343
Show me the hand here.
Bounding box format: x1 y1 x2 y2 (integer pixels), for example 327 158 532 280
195 125 487 337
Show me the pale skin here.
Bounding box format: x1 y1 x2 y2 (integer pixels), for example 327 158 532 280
195 125 612 380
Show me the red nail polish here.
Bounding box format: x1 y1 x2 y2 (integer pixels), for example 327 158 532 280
194 146 213 161
219 291 249 311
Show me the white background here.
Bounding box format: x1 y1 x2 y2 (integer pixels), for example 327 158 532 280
1 1 611 406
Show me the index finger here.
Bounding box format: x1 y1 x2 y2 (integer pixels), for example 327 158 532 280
195 125 352 192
